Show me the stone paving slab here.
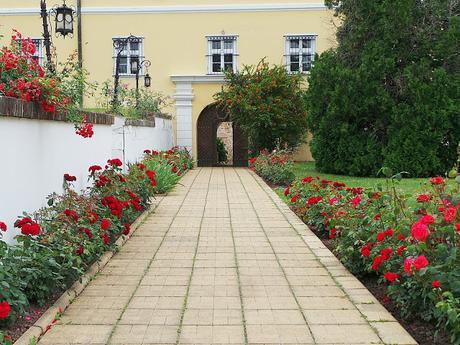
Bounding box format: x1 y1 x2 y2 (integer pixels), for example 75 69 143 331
37 168 417 345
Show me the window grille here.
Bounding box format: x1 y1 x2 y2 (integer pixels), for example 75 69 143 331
207 35 238 74
112 37 145 76
18 38 44 66
285 34 317 73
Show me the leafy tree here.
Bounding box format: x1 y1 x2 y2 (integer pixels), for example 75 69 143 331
306 0 460 177
215 59 308 153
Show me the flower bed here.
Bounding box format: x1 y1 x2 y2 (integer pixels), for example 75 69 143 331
249 150 295 186
282 174 460 343
0 147 193 343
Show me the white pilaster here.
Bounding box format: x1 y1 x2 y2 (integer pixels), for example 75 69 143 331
173 82 194 154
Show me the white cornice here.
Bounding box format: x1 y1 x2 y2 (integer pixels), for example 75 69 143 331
0 3 327 16
171 75 225 84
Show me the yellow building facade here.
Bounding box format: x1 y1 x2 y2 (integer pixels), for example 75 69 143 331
0 1 336 163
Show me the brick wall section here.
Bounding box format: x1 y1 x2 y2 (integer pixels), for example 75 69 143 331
0 96 114 125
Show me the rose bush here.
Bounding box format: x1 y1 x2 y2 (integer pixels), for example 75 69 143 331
282 173 460 343
250 150 295 186
0 147 192 337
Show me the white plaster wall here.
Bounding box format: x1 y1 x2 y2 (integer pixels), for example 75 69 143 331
0 115 173 243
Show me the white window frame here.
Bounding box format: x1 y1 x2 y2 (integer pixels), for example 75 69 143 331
284 34 317 74
112 36 145 76
18 38 44 66
206 35 238 75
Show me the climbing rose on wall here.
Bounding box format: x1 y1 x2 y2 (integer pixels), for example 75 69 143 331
75 117 94 138
14 217 41 236
64 173 77 182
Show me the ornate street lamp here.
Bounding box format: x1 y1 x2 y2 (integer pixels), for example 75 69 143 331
53 1 75 37
40 0 76 73
131 59 152 108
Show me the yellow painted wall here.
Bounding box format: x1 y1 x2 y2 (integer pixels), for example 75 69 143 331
0 2 336 161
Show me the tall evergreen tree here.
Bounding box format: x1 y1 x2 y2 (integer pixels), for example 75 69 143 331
306 0 460 177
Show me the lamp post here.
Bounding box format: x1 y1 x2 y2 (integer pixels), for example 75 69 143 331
40 0 76 73
130 59 152 108
112 35 142 108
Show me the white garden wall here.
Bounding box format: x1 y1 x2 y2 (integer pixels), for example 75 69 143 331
0 113 173 244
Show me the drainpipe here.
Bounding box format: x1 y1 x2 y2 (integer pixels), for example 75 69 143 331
77 0 83 106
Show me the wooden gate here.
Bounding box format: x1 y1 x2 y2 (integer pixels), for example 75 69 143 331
197 103 248 167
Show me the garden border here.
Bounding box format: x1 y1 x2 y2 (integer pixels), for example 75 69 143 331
12 195 165 345
0 97 114 125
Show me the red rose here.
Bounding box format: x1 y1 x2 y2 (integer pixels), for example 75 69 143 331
413 255 429 270
123 223 131 236
137 163 145 170
329 197 339 206
329 228 337 239
87 211 99 225
101 218 110 230
146 170 156 180
15 217 41 236
430 176 444 185
404 258 415 274
384 228 394 237
443 206 457 223
64 173 76 182
302 176 314 184
351 195 362 207
284 187 290 196
0 221 7 232
432 280 441 289
416 194 432 203
144 149 151 154
76 246 84 256
107 158 123 167
419 214 435 225
384 272 400 283
411 222 429 242
455 224 460 232
64 209 79 222
380 248 393 261
372 256 384 270
397 245 407 256
150 179 157 187
88 165 102 175
0 301 11 320
360 243 371 257
376 232 386 242
291 195 299 203
100 232 109 245
397 233 406 241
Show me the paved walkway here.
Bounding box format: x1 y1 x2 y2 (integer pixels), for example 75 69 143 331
38 168 417 345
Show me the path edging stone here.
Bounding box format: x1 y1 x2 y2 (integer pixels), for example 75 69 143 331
12 196 163 345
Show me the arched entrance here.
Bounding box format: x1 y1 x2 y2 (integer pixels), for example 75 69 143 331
197 103 248 167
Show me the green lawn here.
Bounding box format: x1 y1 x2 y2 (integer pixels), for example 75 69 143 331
291 162 435 195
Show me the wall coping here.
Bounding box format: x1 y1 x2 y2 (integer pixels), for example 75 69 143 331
0 96 114 125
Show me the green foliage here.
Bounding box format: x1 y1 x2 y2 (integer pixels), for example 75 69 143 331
307 0 460 177
98 80 170 119
215 59 309 153
216 138 228 164
250 150 295 186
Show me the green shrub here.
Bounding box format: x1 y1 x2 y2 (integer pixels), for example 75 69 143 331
250 150 295 186
216 138 228 164
215 59 308 153
306 1 460 177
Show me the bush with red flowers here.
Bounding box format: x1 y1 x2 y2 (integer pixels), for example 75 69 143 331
250 150 295 186
283 172 460 342
0 31 96 138
0 148 193 334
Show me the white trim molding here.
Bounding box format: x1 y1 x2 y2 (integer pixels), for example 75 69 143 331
172 81 194 154
0 3 327 16
171 75 225 84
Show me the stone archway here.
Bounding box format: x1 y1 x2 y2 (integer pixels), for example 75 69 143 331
197 103 248 167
